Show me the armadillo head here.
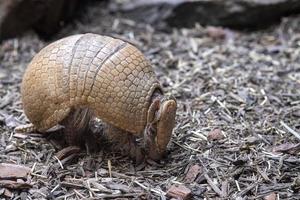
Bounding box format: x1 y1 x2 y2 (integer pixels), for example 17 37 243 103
145 94 177 161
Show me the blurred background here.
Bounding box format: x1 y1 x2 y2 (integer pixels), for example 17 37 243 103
1 0 300 41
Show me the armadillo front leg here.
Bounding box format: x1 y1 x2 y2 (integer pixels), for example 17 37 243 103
105 124 144 163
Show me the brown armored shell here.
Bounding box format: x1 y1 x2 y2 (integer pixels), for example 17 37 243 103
21 33 161 134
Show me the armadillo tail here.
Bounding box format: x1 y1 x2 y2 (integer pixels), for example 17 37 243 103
14 123 37 133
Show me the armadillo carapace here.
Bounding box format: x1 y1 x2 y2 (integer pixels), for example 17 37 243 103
16 33 177 160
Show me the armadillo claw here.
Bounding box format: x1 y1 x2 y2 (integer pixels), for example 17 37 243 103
14 123 37 133
55 146 81 160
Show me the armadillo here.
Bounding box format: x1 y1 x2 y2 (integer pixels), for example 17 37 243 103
15 33 177 161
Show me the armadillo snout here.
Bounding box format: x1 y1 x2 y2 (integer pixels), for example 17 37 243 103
147 97 177 161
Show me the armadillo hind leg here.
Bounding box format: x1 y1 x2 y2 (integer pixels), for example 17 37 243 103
60 108 93 147
105 124 144 163
14 123 37 133
55 108 94 159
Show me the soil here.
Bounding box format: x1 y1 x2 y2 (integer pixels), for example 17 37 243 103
1 1 300 199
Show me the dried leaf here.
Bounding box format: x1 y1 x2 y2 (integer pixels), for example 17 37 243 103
272 143 300 154
245 136 261 145
0 180 32 189
4 188 13 198
5 115 22 128
292 176 300 191
0 92 14 108
184 164 202 183
264 192 276 200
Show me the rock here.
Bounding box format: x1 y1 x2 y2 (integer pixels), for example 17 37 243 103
205 26 227 39
207 129 225 141
110 0 300 29
0 0 83 41
166 185 192 200
264 192 276 200
0 163 31 180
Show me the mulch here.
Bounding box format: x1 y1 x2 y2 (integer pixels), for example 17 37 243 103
0 1 300 199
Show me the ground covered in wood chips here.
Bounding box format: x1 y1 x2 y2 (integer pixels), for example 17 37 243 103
1 1 300 199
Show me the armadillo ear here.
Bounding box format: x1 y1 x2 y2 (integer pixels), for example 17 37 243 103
156 99 177 154
147 98 160 124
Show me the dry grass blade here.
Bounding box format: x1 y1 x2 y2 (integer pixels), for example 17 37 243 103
280 120 300 141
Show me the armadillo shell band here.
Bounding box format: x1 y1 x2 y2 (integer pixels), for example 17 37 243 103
156 99 177 153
